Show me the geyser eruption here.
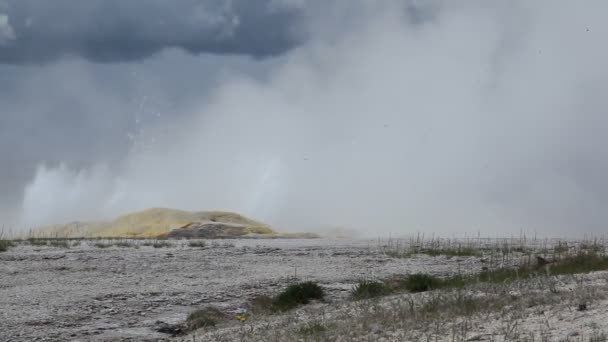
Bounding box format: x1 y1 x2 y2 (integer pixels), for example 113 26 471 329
10 1 608 237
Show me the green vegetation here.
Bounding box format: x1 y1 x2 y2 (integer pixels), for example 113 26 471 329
351 280 390 299
188 241 206 248
403 273 444 293
49 240 70 248
186 307 226 331
352 250 608 303
272 281 325 312
384 241 482 258
549 252 608 275
26 238 78 248
298 322 328 336
247 282 326 313
114 241 136 248
0 238 14 252
152 241 174 248
28 238 48 246
248 295 275 315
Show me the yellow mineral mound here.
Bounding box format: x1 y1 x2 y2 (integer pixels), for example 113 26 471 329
36 208 275 238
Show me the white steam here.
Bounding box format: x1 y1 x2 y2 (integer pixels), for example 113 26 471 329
18 1 608 236
0 14 15 45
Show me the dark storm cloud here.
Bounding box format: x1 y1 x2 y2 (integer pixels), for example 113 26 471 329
0 0 305 64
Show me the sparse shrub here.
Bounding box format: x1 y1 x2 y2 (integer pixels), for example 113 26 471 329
590 331 608 342
404 274 443 293
351 280 390 300
0 239 14 252
272 281 325 312
580 243 605 254
94 242 111 248
298 322 328 336
554 242 569 254
153 241 173 248
28 238 48 246
49 240 70 248
549 252 608 275
438 275 467 289
186 307 226 331
384 245 480 258
440 246 481 257
114 241 134 248
511 246 530 253
188 241 206 248
210 240 235 248
248 295 274 314
384 249 412 258
477 267 528 284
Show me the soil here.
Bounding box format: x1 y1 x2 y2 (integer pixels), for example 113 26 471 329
1 238 606 341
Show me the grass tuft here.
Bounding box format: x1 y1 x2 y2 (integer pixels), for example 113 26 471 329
298 322 328 336
28 238 48 246
404 273 444 293
351 280 390 300
114 241 135 248
0 238 14 252
188 241 206 248
152 241 173 248
272 281 325 312
49 240 70 249
550 252 608 274
248 295 275 315
186 307 226 331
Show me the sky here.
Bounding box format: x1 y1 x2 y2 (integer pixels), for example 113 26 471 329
1 0 608 237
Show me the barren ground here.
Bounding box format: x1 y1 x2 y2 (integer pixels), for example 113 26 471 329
1 238 607 341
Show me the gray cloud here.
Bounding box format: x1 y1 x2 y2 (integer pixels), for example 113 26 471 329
3 1 608 238
0 0 305 64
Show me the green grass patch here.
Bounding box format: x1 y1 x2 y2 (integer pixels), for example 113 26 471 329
0 239 14 252
351 280 390 300
550 252 608 275
367 251 608 300
423 246 481 257
411 251 608 293
403 273 444 293
385 245 481 258
272 281 325 312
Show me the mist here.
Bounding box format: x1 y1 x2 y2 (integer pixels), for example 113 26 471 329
6 1 608 237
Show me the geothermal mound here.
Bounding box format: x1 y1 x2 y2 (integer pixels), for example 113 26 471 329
37 208 276 238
